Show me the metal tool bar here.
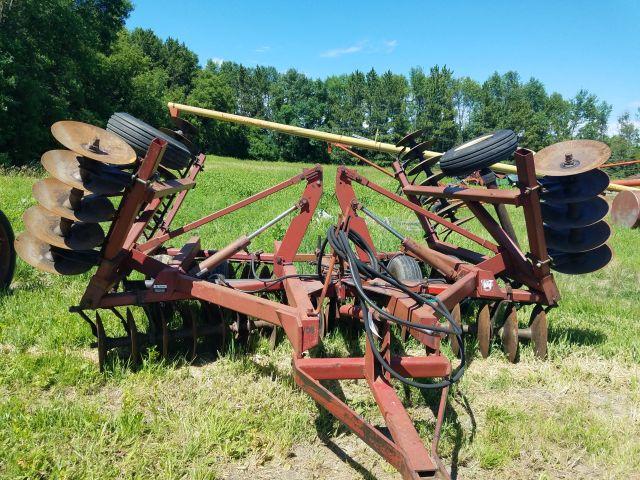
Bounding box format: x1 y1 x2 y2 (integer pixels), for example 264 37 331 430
360 206 404 240
248 204 298 240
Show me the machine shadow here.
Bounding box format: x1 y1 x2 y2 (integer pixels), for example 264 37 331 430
548 325 606 346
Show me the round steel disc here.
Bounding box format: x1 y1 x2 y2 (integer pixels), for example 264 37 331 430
51 121 136 165
501 306 519 363
396 128 428 148
23 205 104 250
32 178 115 223
549 243 613 275
476 304 492 358
15 232 98 275
401 140 434 161
420 171 446 186
610 190 640 228
448 303 462 357
544 220 611 253
41 150 129 195
406 155 442 176
541 196 609 228
540 169 610 203
170 116 198 137
159 127 197 154
529 305 548 360
535 140 610 176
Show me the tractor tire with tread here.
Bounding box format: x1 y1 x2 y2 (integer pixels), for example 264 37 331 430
440 130 518 176
107 112 192 170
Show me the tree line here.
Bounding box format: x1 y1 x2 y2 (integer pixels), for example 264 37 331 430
1 0 638 177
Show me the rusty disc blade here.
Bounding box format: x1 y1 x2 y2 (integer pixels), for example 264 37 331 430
540 169 609 203
159 127 197 154
476 304 492 358
406 155 442 176
535 140 610 176
541 196 609 228
15 231 99 275
435 200 465 217
448 303 462 358
501 306 519 363
544 220 610 253
396 128 428 148
33 178 115 223
419 171 446 186
610 190 640 228
23 205 104 250
51 121 136 165
529 305 548 360
41 150 129 195
170 116 198 137
549 243 613 275
401 140 434 161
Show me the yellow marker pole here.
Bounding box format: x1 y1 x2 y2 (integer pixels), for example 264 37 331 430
168 102 638 193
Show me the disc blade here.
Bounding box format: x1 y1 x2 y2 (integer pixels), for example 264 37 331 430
401 140 434 161
406 155 442 176
610 190 640 228
544 220 611 253
420 171 446 186
23 205 104 250
170 116 198 137
541 196 609 228
41 150 130 195
549 243 613 275
396 128 428 148
159 127 198 155
434 200 465 217
540 169 609 203
32 178 115 223
535 140 610 176
51 121 136 165
15 232 98 275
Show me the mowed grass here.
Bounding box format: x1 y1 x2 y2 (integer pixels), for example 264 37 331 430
0 156 639 479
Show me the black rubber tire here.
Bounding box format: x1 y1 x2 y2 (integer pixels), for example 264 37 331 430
0 209 16 290
386 254 422 283
440 130 517 176
106 112 192 170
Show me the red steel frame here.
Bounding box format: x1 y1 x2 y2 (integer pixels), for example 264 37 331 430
71 130 560 478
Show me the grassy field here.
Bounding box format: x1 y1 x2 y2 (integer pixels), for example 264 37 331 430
0 156 639 480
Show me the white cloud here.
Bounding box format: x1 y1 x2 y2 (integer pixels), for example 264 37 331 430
320 39 398 58
255 46 271 53
209 57 224 66
383 39 398 53
320 41 366 58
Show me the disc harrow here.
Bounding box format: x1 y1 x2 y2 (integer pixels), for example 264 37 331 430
13 103 618 479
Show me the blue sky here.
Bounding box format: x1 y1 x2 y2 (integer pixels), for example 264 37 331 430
127 0 640 132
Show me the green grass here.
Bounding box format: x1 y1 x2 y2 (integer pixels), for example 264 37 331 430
0 156 639 479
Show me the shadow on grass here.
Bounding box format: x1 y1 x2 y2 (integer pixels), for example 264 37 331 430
548 325 607 346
